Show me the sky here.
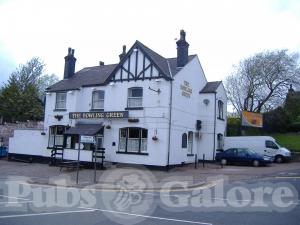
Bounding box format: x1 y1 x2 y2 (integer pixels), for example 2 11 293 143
0 0 300 86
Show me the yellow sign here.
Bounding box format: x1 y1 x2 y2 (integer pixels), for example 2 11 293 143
241 111 263 128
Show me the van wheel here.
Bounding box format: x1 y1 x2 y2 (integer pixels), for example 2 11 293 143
275 156 284 163
253 160 259 167
221 159 227 165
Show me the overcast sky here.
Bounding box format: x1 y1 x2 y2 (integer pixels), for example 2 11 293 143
0 0 299 85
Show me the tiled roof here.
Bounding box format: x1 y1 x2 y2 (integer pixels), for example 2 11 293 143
46 64 117 92
199 81 222 93
47 41 196 92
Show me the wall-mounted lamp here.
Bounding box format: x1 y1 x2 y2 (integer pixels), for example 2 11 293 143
109 82 115 86
155 79 162 82
68 90 73 94
203 99 210 105
92 87 97 91
149 86 161 94
46 92 51 95
133 48 138 52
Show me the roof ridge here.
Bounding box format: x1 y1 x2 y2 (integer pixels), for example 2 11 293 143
135 40 167 60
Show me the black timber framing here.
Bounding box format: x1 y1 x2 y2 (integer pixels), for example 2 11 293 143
105 41 172 84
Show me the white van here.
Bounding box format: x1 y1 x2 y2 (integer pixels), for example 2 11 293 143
224 136 291 163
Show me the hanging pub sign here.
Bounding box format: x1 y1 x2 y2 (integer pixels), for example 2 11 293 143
69 111 129 119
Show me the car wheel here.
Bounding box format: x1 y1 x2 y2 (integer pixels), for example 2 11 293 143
253 160 259 167
275 156 284 163
221 158 227 165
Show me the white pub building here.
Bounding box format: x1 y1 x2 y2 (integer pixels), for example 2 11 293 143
9 30 227 168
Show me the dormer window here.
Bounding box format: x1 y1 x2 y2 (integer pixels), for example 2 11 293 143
127 87 143 108
55 92 66 110
92 90 105 110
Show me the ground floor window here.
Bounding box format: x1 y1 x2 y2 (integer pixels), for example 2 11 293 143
65 135 79 149
188 131 193 154
48 125 66 147
182 133 187 148
119 127 148 153
217 133 224 150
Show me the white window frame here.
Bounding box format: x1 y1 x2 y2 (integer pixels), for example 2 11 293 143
188 131 193 154
128 87 143 108
118 127 148 153
55 92 67 110
218 100 224 119
92 90 105 110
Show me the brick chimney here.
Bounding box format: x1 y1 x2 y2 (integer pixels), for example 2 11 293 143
63 47 76 79
176 30 189 67
119 45 126 61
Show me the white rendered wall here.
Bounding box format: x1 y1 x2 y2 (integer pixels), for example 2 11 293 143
9 129 48 156
169 57 208 165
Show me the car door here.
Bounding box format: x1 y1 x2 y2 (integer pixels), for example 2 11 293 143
265 140 279 157
226 148 238 164
236 149 252 165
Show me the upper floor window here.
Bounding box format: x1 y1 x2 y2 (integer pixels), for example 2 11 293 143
128 87 143 108
92 90 105 110
218 100 224 119
55 92 66 110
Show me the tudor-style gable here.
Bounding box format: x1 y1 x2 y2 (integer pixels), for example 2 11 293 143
108 41 171 83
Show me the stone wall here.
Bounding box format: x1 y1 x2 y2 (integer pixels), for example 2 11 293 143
0 121 43 146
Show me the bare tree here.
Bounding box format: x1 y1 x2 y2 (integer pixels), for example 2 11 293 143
225 50 300 113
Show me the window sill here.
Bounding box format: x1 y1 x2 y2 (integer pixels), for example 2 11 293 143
116 151 148 155
187 154 195 157
54 109 67 112
125 107 143 110
217 117 225 121
90 109 104 112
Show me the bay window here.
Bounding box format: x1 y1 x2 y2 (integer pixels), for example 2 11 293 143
48 125 66 147
118 127 148 153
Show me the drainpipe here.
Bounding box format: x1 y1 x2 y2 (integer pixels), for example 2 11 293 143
166 61 173 171
213 93 216 160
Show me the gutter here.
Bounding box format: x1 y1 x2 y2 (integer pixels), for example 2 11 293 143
166 61 173 170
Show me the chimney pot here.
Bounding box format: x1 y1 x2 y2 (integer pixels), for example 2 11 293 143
119 45 127 61
99 61 105 66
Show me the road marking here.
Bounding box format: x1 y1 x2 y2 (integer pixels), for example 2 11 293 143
0 201 33 204
0 195 29 201
275 177 300 179
0 209 96 219
79 206 213 225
